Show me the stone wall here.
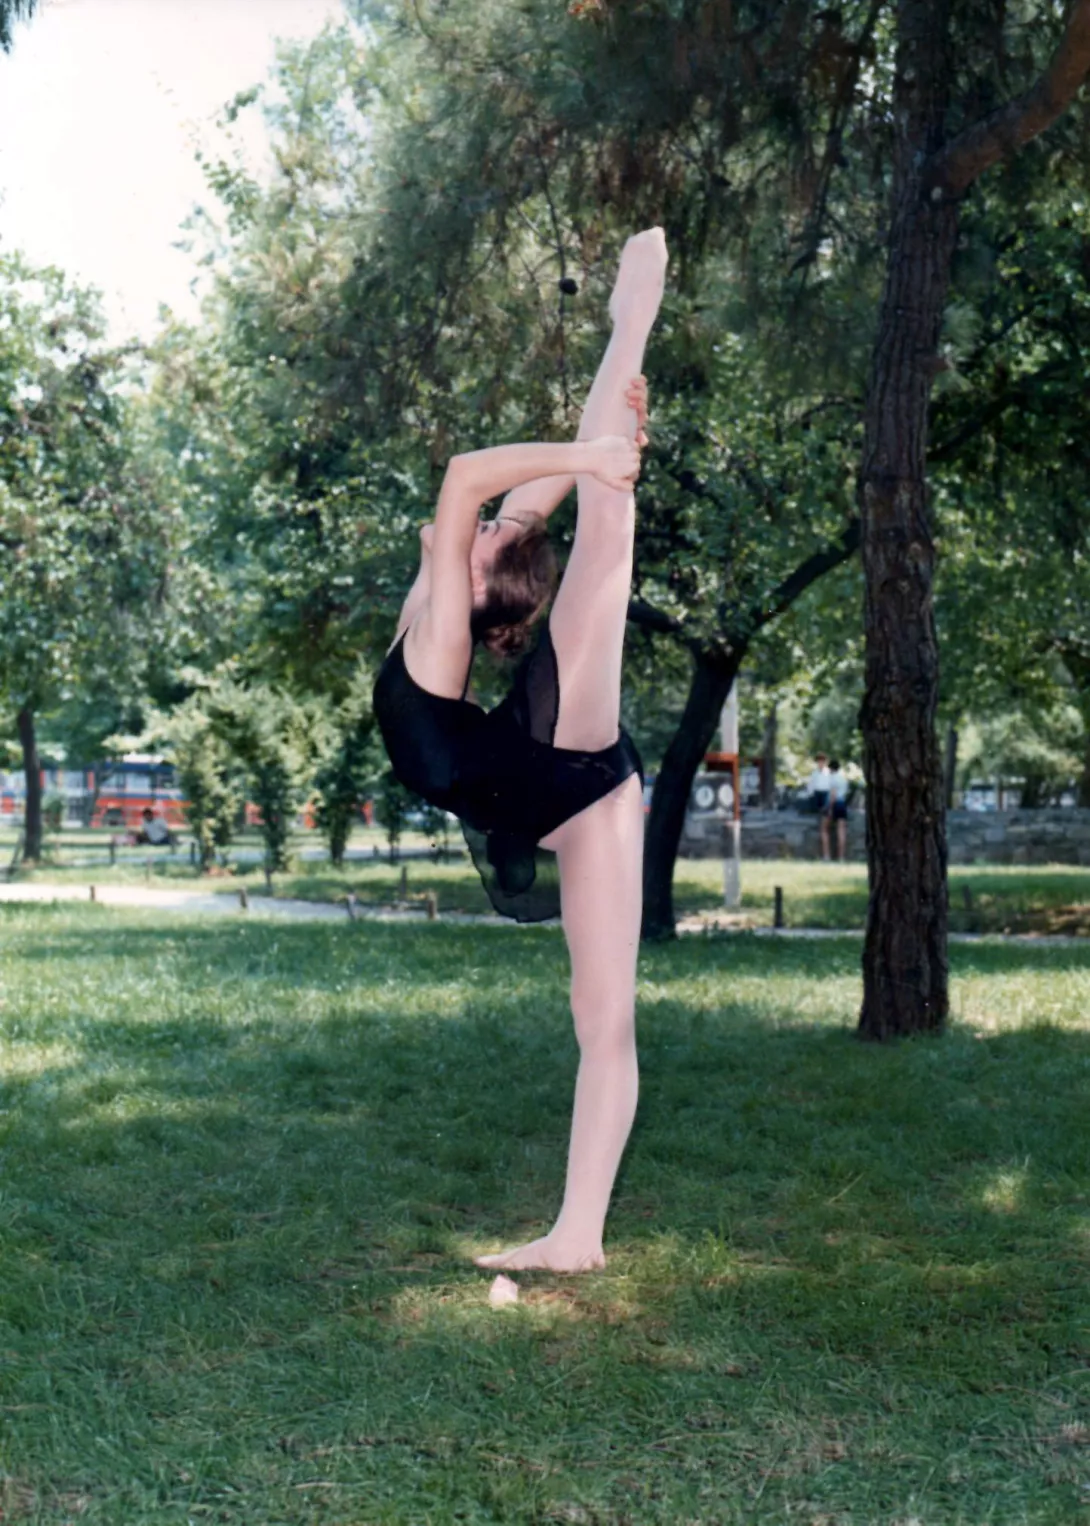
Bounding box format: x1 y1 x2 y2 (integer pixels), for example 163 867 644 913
680 807 1090 865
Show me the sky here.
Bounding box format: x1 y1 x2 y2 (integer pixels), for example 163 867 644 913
0 0 348 339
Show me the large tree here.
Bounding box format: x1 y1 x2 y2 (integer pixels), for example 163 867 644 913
858 0 1090 1037
0 256 168 859
181 5 1090 986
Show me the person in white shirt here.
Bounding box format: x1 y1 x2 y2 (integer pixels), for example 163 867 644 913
825 759 851 861
132 808 173 848
807 753 830 856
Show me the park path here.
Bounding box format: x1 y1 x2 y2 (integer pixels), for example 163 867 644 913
1 881 1089 946
0 881 502 925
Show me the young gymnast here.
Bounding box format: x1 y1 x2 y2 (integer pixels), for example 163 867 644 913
373 228 668 1272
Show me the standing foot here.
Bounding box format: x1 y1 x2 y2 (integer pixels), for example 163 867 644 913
474 1234 606 1274
608 227 668 330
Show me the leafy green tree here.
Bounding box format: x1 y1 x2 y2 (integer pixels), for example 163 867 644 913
312 679 381 865
373 768 419 865
0 255 169 859
186 4 1090 1020
205 683 313 876
167 700 241 872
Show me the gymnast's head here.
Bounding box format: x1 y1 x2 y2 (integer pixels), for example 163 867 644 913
468 511 558 660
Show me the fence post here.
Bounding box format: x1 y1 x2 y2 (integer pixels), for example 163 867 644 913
773 886 784 929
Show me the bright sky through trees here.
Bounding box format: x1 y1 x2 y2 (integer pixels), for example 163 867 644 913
0 0 345 339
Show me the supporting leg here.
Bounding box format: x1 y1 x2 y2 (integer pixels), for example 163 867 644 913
475 772 644 1272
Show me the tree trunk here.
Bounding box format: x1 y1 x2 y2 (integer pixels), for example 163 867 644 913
643 647 741 940
17 706 42 862
858 0 955 1040
760 703 778 808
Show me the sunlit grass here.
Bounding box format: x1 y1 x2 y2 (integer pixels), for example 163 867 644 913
0 905 1088 1522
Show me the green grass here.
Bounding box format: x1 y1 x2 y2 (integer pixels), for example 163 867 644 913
14 832 1090 938
1 907 1088 1523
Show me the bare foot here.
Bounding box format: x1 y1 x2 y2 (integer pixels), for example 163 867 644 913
474 1235 606 1274
608 227 668 330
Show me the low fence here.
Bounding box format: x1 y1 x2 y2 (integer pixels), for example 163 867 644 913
681 807 1090 865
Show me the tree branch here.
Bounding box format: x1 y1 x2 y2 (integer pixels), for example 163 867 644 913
743 516 861 635
929 356 1068 462
790 0 885 273
626 596 686 637
929 0 1090 196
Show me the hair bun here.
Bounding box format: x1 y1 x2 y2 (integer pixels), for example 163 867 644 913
482 621 534 660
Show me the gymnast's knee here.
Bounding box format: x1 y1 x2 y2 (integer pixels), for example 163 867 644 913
570 988 636 1056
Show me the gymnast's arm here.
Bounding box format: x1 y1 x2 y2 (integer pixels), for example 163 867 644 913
410 438 638 696
495 378 650 529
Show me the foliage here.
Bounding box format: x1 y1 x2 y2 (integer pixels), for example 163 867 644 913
158 3 1090 946
958 704 1084 806
372 765 419 862
0 255 172 756
204 682 315 873
166 699 242 871
311 676 382 865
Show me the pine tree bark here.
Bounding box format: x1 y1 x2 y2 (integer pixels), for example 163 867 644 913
859 0 1090 1038
17 706 42 862
858 0 956 1039
642 648 741 940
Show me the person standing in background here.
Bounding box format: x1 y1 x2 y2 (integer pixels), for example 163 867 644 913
826 758 850 861
807 752 830 857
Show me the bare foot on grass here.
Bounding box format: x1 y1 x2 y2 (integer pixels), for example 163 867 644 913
474 1235 606 1274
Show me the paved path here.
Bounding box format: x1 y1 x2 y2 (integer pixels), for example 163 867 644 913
2 881 1089 946
0 881 503 925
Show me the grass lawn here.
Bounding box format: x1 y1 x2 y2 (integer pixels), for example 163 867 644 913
1 907 1088 1523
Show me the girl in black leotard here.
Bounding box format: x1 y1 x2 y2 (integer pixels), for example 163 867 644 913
373 229 668 1272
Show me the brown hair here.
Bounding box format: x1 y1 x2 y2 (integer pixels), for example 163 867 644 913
470 517 558 660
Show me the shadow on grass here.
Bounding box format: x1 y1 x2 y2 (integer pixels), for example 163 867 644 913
2 911 1089 1523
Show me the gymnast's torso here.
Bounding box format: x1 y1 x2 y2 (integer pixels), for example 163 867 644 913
372 620 642 920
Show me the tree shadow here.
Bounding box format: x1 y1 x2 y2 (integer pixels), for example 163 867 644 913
2 914 1088 1521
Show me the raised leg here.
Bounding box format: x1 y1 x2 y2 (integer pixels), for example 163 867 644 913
550 229 667 751
475 773 644 1273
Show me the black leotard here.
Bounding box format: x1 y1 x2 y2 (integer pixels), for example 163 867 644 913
372 622 642 922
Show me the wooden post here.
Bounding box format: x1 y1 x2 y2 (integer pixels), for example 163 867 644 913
399 865 408 900
425 891 438 921
773 886 784 929
239 887 249 911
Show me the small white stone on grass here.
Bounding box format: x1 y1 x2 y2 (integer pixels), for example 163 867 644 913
488 1274 519 1307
